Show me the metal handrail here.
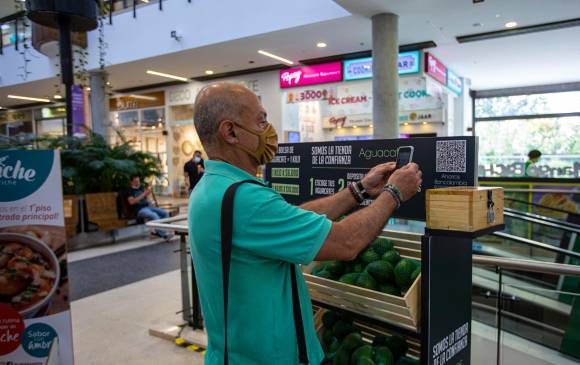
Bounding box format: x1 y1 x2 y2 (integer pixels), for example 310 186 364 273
505 197 580 217
504 207 580 231
504 210 580 234
491 231 580 260
473 255 580 276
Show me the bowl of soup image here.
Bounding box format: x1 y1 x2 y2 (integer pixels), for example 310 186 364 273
0 233 61 318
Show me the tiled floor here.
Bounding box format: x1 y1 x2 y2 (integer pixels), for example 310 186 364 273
71 270 203 365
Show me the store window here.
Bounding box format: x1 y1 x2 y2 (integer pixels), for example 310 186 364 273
141 107 165 129
6 121 33 143
475 90 580 178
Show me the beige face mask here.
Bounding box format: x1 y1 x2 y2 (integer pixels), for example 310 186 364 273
234 122 278 165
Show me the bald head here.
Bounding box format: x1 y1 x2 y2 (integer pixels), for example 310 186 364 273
193 82 259 147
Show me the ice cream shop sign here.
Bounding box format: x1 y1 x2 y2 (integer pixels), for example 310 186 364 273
280 62 342 88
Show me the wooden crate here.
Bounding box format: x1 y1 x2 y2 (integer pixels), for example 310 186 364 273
313 306 421 359
303 232 422 333
426 187 504 232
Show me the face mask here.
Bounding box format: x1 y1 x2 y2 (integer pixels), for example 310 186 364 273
193 156 201 163
234 122 278 165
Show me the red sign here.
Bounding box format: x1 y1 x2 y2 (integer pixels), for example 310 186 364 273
425 53 447 85
280 62 342 88
0 304 25 356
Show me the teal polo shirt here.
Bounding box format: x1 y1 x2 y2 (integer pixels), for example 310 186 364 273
188 160 332 365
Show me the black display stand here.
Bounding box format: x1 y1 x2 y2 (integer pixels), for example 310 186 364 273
420 224 504 365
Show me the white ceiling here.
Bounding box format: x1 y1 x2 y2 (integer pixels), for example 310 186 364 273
1 0 580 108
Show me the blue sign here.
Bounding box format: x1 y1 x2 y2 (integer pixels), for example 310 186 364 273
343 51 421 80
287 131 300 143
22 323 58 358
0 150 54 202
446 69 463 96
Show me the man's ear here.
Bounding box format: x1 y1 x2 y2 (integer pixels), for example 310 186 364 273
218 120 238 145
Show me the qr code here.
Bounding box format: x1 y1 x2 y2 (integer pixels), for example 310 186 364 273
436 140 467 173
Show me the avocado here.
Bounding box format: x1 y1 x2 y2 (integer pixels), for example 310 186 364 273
316 270 335 280
357 357 376 365
410 267 421 283
322 328 334 346
371 237 394 256
372 335 388 347
366 260 395 284
326 260 346 277
323 311 341 329
395 357 418 365
355 272 378 291
359 248 381 265
373 346 394 365
342 332 364 352
386 335 409 361
394 259 417 289
382 250 401 266
334 348 351 365
332 320 357 340
378 284 401 296
350 345 373 365
329 337 341 353
339 273 361 285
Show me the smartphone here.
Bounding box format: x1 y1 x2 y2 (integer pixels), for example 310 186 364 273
395 146 414 169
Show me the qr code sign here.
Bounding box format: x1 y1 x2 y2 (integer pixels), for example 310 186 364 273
436 140 467 173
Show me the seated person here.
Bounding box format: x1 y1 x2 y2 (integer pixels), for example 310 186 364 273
127 175 172 240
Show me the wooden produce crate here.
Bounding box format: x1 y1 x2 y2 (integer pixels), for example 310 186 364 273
313 306 421 359
426 187 504 232
304 231 422 333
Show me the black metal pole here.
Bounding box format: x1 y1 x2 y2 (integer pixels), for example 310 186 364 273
59 15 74 136
496 267 503 365
14 17 19 51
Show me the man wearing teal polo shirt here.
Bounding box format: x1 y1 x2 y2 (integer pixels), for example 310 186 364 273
189 83 422 365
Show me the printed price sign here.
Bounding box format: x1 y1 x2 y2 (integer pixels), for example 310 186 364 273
266 137 478 220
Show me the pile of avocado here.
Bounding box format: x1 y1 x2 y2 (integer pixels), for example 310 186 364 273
320 310 419 365
312 237 421 296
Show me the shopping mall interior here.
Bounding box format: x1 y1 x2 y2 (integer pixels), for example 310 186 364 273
0 1 579 364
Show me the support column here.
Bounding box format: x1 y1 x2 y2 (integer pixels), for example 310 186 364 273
372 13 399 139
89 70 110 139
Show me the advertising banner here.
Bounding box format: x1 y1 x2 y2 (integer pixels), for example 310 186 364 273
425 53 447 86
266 137 478 220
343 51 421 81
71 84 85 135
279 62 342 88
0 150 74 364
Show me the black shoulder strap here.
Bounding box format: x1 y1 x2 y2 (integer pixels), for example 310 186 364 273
221 179 309 365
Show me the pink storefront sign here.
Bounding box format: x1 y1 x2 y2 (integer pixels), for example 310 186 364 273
279 62 342 88
425 53 447 85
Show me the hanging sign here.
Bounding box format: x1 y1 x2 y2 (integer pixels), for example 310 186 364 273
71 84 85 134
425 53 447 86
0 150 74 364
279 62 342 88
343 51 422 81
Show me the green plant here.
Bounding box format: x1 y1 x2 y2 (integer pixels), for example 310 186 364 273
38 131 161 195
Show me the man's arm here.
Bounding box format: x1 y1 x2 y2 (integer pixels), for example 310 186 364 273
127 187 151 205
300 162 395 221
315 163 422 261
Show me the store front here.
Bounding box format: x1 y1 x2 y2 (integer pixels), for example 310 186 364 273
280 51 464 142
109 91 170 194
0 109 34 145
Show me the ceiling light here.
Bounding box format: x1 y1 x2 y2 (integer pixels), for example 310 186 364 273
403 122 409 126
316 42 327 48
368 125 373 128
8 95 51 103
205 70 214 75
352 125 358 129
422 121 428 125
1 24 10 30
337 126 342 129
86 87 91 91
505 21 518 28
128 94 157 101
54 94 62 99
257 50 294 65
146 70 189 82
0 106 5 110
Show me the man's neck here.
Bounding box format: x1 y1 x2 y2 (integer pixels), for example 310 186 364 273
208 147 257 176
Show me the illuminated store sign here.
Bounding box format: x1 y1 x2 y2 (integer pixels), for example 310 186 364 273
446 69 463 96
279 62 342 88
343 51 421 80
425 53 447 85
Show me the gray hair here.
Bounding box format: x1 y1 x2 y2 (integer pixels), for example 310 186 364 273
193 83 250 146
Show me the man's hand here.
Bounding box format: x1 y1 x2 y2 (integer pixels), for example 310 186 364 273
387 163 422 202
145 186 153 196
361 162 396 199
